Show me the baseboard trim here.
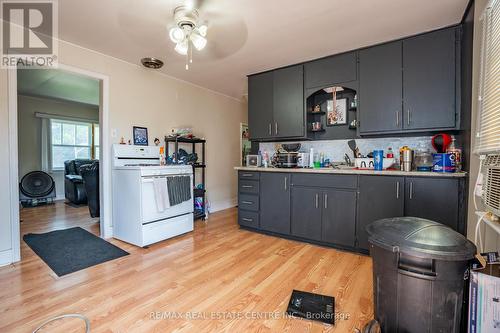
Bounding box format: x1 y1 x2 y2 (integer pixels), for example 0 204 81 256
210 198 237 213
0 249 13 267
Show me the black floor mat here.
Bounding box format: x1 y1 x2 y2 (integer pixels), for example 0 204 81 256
286 290 335 324
23 227 129 276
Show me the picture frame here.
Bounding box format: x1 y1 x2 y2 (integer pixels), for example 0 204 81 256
133 126 149 146
327 98 347 126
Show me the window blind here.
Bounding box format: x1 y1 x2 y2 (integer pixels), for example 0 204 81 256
476 0 500 154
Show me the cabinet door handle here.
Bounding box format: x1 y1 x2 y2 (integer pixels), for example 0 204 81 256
409 182 413 199
275 122 278 135
268 123 272 136
315 193 319 209
242 200 253 205
284 176 287 191
407 109 411 126
396 181 400 199
324 193 328 209
241 173 253 177
242 218 253 222
241 185 253 188
396 111 400 126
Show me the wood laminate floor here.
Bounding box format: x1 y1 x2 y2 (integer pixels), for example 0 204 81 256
0 201 373 332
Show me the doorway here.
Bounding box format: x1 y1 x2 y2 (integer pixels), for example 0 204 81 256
7 64 111 263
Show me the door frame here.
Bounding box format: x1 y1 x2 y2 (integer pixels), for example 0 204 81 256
8 63 111 263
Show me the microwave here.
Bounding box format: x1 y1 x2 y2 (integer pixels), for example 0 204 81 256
246 155 261 167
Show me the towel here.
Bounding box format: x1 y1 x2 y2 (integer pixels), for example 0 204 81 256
152 177 170 212
167 176 192 206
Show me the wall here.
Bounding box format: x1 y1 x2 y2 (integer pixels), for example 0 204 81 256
0 68 12 258
260 136 435 163
0 39 247 264
17 95 99 200
467 0 500 251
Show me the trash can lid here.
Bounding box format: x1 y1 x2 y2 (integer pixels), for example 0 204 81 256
366 217 476 261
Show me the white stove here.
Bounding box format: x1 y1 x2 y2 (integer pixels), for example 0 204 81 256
112 144 194 247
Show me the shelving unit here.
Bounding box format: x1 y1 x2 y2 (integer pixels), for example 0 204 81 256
164 136 207 220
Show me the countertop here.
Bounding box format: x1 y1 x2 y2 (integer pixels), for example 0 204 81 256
234 166 467 178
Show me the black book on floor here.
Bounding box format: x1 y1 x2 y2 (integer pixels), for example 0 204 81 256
286 290 335 325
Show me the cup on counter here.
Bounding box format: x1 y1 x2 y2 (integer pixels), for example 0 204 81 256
402 149 413 172
373 150 384 171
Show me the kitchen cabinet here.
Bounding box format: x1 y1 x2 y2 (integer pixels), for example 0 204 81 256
291 187 322 241
359 41 403 134
273 65 305 138
304 52 357 89
403 27 458 130
248 71 274 139
404 177 459 231
248 66 304 140
322 189 357 247
357 176 404 250
291 186 357 247
260 172 291 234
238 170 465 254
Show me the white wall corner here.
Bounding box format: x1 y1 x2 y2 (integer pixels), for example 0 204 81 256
210 197 237 213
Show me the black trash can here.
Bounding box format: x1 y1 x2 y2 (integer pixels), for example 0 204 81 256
366 217 476 333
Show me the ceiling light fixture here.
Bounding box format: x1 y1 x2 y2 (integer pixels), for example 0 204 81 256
168 5 207 70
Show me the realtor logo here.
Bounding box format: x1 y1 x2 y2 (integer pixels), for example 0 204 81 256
1 0 58 68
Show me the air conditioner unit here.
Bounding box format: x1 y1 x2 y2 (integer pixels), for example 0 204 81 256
482 154 500 217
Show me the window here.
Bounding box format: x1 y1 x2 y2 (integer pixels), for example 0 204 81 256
51 119 99 169
475 0 500 154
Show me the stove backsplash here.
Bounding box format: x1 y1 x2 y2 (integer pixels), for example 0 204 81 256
259 136 441 161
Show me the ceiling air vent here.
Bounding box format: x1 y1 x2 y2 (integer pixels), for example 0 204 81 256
483 154 500 217
141 57 164 69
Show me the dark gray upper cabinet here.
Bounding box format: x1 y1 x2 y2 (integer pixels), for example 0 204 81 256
248 71 274 140
403 27 458 130
359 41 403 134
273 65 305 138
304 52 357 89
260 172 291 234
291 187 322 241
404 177 459 231
321 189 357 247
357 176 404 250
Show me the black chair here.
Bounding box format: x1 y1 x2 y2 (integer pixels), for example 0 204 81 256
80 161 100 218
64 159 93 204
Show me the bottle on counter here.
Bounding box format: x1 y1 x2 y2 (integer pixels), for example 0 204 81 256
309 148 314 168
446 139 462 172
263 151 269 168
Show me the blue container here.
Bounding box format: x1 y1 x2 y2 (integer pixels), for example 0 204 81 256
373 150 384 171
432 153 456 173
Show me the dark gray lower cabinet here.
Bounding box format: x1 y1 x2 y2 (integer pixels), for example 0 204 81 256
291 187 322 241
405 177 459 231
291 187 357 247
357 176 404 250
322 189 357 247
260 172 291 234
238 171 465 254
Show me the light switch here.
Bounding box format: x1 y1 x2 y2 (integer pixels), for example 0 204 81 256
111 128 117 138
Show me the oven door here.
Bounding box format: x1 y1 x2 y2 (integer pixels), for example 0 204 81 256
141 176 193 223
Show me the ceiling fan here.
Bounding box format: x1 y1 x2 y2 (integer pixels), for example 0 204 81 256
168 4 208 70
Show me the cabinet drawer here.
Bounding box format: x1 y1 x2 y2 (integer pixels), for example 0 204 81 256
291 174 358 189
238 194 259 212
239 171 260 180
238 210 259 228
239 180 259 194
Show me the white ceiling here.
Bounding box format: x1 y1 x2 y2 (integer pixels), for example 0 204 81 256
58 0 469 100
18 69 100 105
